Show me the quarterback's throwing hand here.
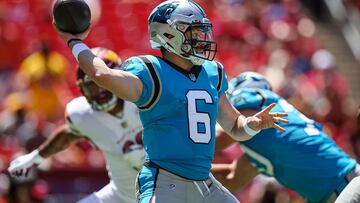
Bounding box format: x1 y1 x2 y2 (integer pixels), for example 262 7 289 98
52 20 90 45
247 103 288 132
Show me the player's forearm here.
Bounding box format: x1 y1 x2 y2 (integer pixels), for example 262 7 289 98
69 41 114 88
219 118 253 142
211 163 243 192
231 156 259 191
69 41 141 102
212 156 258 192
68 40 102 78
228 115 254 141
38 125 81 158
218 95 255 141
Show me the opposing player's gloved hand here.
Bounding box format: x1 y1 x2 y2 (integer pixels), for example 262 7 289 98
123 144 145 170
8 150 45 179
246 103 288 133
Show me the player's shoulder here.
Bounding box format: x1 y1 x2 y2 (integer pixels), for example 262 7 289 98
229 88 273 110
201 60 226 83
121 55 159 70
121 56 145 70
202 60 227 93
202 60 223 73
229 88 258 104
124 100 139 113
123 101 142 123
65 96 92 119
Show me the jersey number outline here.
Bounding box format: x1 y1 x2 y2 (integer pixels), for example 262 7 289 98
186 90 214 144
241 144 274 176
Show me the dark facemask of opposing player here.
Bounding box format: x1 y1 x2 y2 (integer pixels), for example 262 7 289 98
76 47 122 112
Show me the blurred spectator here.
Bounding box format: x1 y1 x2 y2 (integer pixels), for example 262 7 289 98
15 40 71 122
0 92 36 146
0 1 28 71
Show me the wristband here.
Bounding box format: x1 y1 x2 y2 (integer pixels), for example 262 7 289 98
30 149 45 165
243 117 261 136
72 43 90 62
67 38 82 47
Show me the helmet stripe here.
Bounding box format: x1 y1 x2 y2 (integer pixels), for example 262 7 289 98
189 1 206 17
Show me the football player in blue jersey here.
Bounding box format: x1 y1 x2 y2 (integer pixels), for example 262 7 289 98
53 1 288 202
212 72 360 203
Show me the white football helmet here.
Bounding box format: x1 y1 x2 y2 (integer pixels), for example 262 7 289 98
148 0 217 65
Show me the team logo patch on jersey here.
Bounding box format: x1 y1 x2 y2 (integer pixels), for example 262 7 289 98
121 121 128 128
169 183 176 190
121 59 134 70
189 73 196 81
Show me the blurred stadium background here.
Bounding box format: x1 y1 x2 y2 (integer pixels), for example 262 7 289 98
0 0 360 202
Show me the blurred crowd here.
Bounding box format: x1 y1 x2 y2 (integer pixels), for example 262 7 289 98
0 0 359 202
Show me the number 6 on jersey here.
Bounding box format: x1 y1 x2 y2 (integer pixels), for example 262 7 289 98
186 90 213 144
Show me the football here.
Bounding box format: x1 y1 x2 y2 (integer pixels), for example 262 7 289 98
53 0 91 34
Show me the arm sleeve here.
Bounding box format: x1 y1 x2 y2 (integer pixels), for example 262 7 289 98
121 57 154 107
215 61 229 97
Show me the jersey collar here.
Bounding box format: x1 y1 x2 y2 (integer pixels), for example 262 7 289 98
158 57 202 82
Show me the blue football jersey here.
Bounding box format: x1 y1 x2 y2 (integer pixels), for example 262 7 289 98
123 55 228 180
229 88 356 202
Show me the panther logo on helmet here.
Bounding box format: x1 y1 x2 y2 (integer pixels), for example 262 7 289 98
76 47 122 111
148 0 217 65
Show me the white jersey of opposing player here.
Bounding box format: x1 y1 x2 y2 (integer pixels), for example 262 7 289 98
65 96 143 203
